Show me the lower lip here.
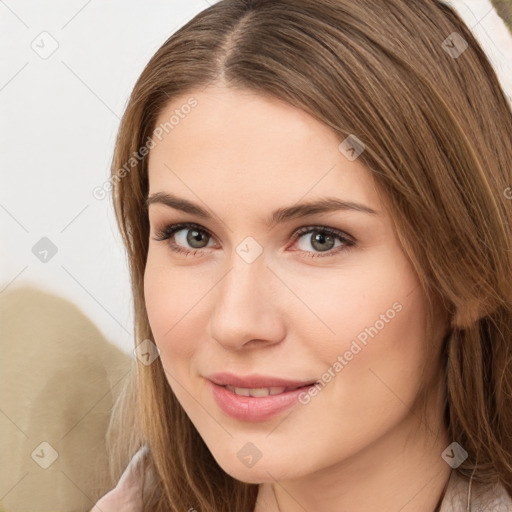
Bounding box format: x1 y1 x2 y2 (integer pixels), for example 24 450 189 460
208 380 316 422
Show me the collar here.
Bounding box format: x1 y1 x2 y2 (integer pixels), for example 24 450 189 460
439 470 512 511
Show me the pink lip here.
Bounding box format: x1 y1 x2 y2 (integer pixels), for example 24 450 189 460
205 373 318 422
206 372 317 389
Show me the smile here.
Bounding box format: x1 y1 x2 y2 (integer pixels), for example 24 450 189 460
209 381 318 421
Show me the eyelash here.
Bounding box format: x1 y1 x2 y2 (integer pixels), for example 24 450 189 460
152 222 356 259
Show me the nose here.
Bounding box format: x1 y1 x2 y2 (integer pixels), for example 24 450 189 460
208 253 286 351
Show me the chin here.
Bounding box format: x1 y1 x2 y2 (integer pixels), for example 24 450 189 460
209 447 301 484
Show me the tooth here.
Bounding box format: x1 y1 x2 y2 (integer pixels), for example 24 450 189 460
248 388 271 397
224 385 291 397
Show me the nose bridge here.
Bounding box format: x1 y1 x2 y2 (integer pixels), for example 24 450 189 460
217 248 270 315
208 246 285 348
218 232 270 302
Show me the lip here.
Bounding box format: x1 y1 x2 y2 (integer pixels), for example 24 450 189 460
206 372 317 389
205 372 318 422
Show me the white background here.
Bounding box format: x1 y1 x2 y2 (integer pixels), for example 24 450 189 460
1 0 511 355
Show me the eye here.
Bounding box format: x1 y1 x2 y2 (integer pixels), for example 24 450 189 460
290 226 355 258
152 222 216 256
152 222 356 258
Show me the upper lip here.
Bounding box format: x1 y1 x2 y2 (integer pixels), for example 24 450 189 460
206 372 318 389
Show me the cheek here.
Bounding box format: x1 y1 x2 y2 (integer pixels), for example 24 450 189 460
312 249 430 394
144 256 170 342
143 253 203 362
318 279 430 426
299 258 417 359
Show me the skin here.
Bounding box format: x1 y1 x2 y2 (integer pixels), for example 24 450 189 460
141 83 453 512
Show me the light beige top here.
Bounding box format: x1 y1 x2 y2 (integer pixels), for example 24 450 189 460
92 445 512 512
439 469 512 512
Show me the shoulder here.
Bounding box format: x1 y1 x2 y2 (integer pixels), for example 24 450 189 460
90 446 151 512
440 470 512 512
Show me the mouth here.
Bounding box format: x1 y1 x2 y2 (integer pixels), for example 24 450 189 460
208 380 319 421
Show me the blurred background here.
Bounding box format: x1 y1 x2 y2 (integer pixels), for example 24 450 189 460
493 0 512 30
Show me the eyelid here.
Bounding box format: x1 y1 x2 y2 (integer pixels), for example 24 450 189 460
152 221 219 245
291 225 355 244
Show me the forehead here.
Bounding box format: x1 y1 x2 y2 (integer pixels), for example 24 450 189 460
147 85 382 217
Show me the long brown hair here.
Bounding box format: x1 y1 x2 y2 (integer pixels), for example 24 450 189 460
104 1 512 510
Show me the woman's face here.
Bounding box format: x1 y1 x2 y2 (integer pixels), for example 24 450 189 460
144 85 447 483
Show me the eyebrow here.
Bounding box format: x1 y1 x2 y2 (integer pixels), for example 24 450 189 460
146 192 378 226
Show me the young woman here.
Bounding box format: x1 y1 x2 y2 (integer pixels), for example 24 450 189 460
92 0 512 510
